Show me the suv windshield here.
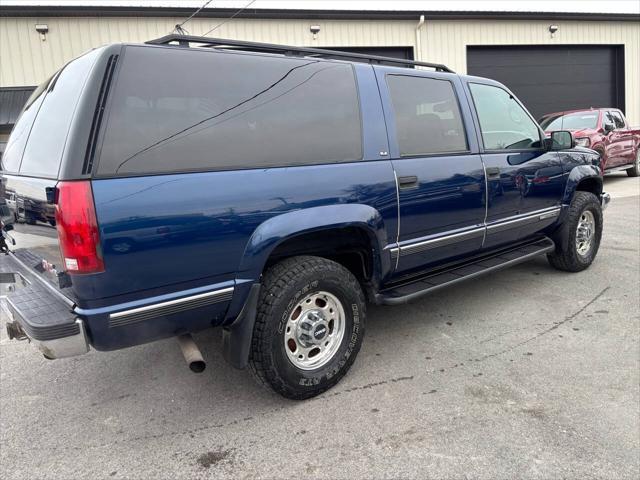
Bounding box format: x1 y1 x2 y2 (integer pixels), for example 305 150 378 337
539 112 599 131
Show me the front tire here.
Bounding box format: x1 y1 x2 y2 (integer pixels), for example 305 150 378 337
249 256 365 400
547 191 603 272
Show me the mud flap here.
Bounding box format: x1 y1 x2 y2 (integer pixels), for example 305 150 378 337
222 283 261 369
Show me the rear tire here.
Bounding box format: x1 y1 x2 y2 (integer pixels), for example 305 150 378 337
547 191 602 272
249 256 365 400
626 150 640 177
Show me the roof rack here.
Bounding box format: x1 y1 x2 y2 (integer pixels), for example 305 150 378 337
146 34 454 73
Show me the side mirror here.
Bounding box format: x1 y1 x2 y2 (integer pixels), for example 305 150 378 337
547 130 575 151
603 122 615 133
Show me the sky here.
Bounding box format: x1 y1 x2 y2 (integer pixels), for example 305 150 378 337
2 0 639 15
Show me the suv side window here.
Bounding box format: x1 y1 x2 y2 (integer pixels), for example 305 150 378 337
386 75 467 157
0 83 49 174
610 111 626 129
20 48 101 177
97 47 362 176
469 83 541 150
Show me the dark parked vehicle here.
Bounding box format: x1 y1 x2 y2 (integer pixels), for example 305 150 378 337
539 108 640 176
1 36 609 399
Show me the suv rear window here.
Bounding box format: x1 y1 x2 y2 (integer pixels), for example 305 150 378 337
1 49 101 177
96 46 363 176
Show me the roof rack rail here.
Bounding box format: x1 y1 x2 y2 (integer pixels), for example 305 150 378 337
146 34 454 73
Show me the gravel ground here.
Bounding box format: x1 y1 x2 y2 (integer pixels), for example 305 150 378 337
1 173 638 480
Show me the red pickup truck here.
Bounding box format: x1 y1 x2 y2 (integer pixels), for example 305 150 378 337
539 108 640 177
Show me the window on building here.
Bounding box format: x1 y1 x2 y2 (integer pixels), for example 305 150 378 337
469 83 542 150
97 46 363 176
386 75 467 156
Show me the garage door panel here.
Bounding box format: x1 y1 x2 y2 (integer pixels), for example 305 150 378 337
467 45 623 120
480 64 612 83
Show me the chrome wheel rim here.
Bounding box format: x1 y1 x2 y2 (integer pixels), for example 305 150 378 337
576 210 596 257
284 291 346 370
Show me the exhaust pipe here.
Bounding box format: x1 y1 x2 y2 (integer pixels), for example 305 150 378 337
6 321 28 341
176 334 206 373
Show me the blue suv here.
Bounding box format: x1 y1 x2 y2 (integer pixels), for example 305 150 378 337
0 35 609 399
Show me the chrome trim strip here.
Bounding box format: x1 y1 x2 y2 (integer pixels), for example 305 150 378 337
538 211 560 220
397 206 561 258
399 226 485 256
486 207 560 232
109 287 234 320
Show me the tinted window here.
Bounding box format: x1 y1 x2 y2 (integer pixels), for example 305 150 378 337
18 49 101 177
610 111 625 129
539 112 599 131
386 75 467 156
97 47 362 175
1 84 48 173
469 83 541 150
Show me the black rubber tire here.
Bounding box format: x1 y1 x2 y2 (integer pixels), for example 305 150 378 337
547 191 603 272
626 150 640 177
248 255 365 400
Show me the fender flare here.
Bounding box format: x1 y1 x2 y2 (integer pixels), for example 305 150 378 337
237 203 390 283
552 165 603 253
562 165 602 205
222 204 391 370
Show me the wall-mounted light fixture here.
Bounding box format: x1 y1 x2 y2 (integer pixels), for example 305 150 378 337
35 24 49 41
549 24 559 38
310 25 320 40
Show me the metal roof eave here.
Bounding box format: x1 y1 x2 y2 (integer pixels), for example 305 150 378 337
1 6 639 22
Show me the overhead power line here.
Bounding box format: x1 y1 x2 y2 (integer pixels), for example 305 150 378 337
202 0 258 36
173 0 215 34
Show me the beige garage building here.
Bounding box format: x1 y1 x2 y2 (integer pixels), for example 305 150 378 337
1 1 639 150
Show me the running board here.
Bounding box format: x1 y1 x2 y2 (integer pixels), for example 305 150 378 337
376 237 555 305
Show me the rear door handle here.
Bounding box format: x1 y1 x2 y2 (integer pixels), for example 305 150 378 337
485 167 501 180
397 175 419 189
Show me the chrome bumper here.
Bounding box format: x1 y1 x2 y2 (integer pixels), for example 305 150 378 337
601 192 611 211
1 252 89 360
2 302 89 359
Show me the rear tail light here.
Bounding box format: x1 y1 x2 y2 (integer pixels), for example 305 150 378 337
55 181 104 274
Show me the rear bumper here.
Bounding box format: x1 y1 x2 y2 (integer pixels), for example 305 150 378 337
601 192 611 211
0 252 89 359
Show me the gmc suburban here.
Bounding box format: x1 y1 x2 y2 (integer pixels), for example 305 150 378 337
0 36 610 399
